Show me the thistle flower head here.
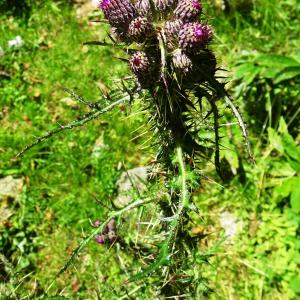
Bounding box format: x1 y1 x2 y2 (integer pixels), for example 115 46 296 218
172 49 193 73
191 0 201 10
164 19 183 49
99 0 110 10
164 19 183 38
135 0 151 16
130 51 151 73
179 22 213 51
128 17 154 41
99 0 136 28
154 0 177 11
175 0 202 22
130 51 155 88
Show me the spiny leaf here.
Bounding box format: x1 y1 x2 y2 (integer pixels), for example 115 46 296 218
14 97 130 159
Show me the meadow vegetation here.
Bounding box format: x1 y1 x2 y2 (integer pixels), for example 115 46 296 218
0 0 299 299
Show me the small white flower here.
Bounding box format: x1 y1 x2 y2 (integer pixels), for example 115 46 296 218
8 36 24 48
219 211 240 239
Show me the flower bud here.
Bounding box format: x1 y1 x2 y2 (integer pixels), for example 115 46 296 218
95 235 106 244
135 0 151 16
129 51 155 88
172 49 193 73
179 22 213 51
128 17 154 42
154 0 177 11
164 19 182 38
94 219 101 227
175 0 202 22
130 51 150 73
99 0 136 29
164 19 183 49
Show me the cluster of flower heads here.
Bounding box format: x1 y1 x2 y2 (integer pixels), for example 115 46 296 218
93 218 117 245
99 0 214 88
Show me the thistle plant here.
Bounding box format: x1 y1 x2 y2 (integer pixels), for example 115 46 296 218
15 0 254 297
16 0 252 166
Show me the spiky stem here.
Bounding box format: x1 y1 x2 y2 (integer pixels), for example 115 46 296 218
129 146 189 282
177 147 188 209
207 96 222 179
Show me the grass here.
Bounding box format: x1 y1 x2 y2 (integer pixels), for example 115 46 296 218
0 0 299 299
0 2 149 298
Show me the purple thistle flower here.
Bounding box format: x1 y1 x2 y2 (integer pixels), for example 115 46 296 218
99 0 111 10
179 22 213 51
175 0 202 22
95 235 106 244
192 0 201 10
99 0 136 29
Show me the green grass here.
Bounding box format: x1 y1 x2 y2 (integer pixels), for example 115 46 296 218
0 0 299 299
